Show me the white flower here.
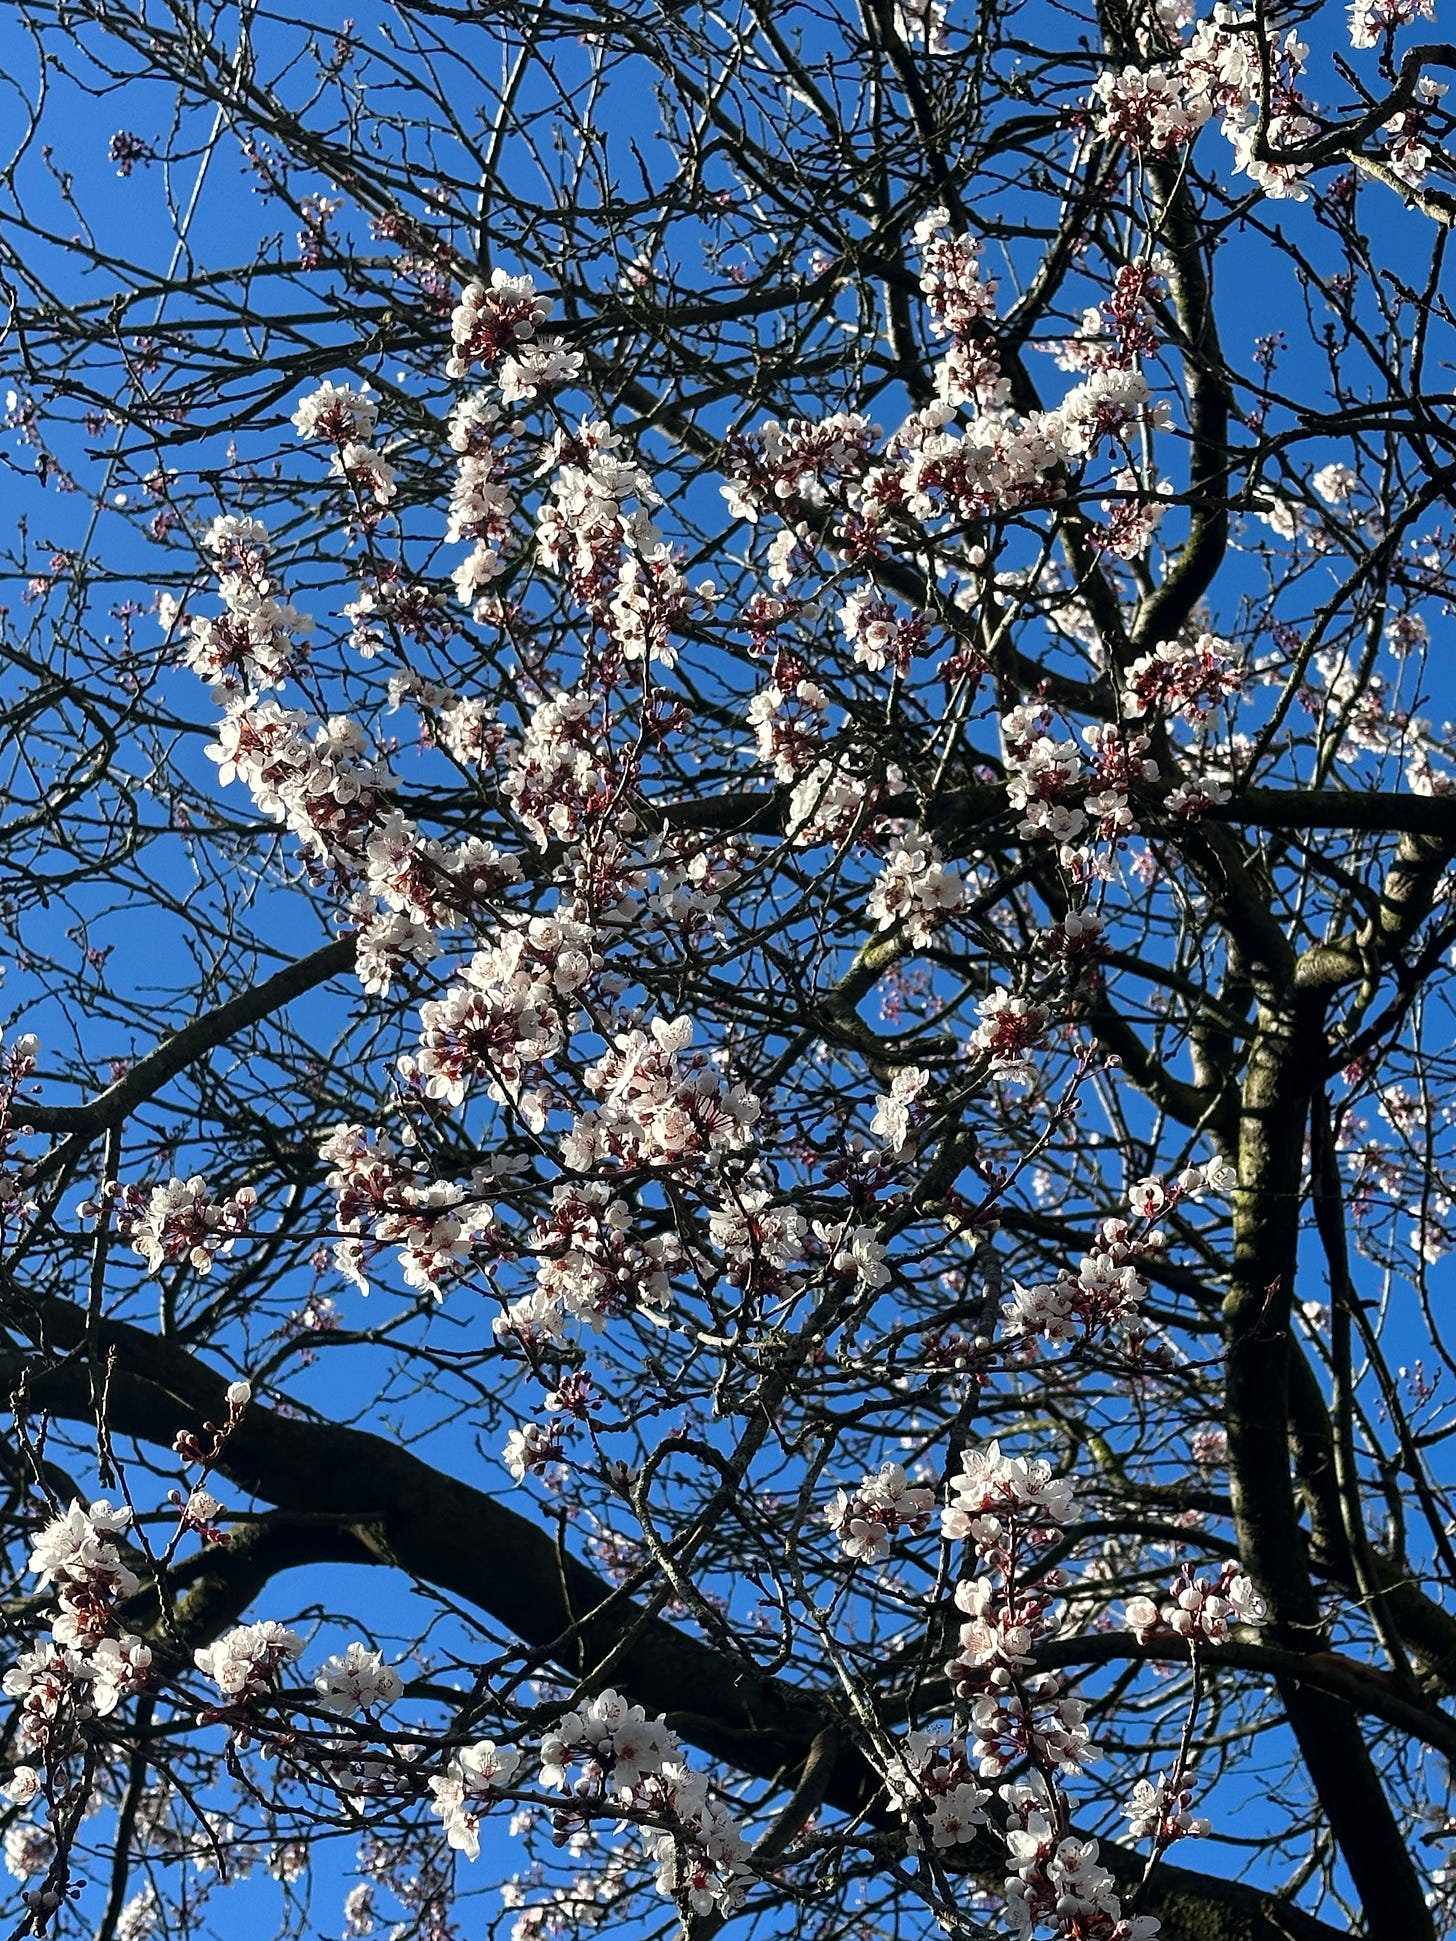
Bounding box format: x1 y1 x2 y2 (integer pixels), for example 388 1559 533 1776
1125 1565 1267 1646
826 1462 935 1561
29 1500 137 1600
502 1421 565 1482
313 1643 403 1715
194 1620 303 1700
871 1066 931 1154
1312 461 1357 504
867 841 966 945
943 1442 1078 1539
539 1691 680 1798
428 1740 523 1858
331 441 398 505
1349 0 1435 48
499 339 583 405
2 1768 40 1807
291 382 378 442
1224 1572 1268 1628
1125 1773 1210 1843
1129 1177 1166 1220
971 988 1048 1081
813 1219 891 1289
4 1823 53 1881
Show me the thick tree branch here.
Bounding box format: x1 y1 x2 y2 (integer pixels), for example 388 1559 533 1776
25 938 356 1140
1225 999 1436 1940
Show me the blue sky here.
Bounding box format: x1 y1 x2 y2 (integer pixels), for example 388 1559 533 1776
2 0 1455 1934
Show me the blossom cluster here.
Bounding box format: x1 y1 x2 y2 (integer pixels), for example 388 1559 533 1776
1003 1161 1237 1349
292 379 398 507
871 1065 932 1156
1123 1772 1211 1846
534 417 695 669
826 1460 935 1561
446 270 582 405
911 207 1007 409
971 987 1050 1082
1003 705 1162 873
1002 701 1230 876
10 1522 747 1930
561 1015 761 1173
433 1691 751 1917
2 1502 152 1912
9 1494 404 1772
11 1502 149 1730
206 684 523 993
1095 467 1172 559
839 584 933 673
174 514 314 696
1125 1564 1268 1646
177 383 528 995
322 1121 505 1298
707 1186 808 1298
542 1693 752 1916
1094 9 1318 202
842 1440 1238 1938
813 1215 892 1290
745 660 829 781
1002 1775 1162 1941
1056 259 1167 378
929 1442 1246 1937
884 370 1164 540
722 410 882 530
723 216 1175 621
884 1727 990 1851
194 1620 304 1703
446 392 516 600
1003 1216 1160 1347
502 1418 570 1481
940 1444 1095 1768
786 752 905 848
1310 645 1456 800
444 279 703 691
509 1179 682 1339
1383 75 1449 187
1348 0 1436 49
80 1174 258 1277
1122 632 1244 726
428 1738 523 1859
866 836 968 945
347 569 455 659
407 914 598 1130
109 1592 401 1726
446 268 551 378
313 1643 405 1717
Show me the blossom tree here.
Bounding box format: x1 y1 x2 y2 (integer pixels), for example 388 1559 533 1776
2 1 1456 1938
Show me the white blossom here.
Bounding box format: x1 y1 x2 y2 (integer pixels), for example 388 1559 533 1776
429 1740 523 1858
826 1462 935 1561
313 1643 403 1716
194 1620 303 1701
